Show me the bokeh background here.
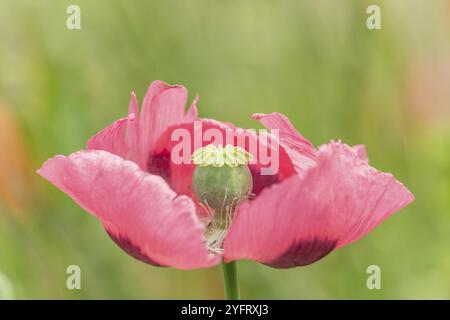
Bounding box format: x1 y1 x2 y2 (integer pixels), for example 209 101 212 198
0 0 449 299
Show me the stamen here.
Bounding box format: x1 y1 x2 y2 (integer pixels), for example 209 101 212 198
203 195 249 254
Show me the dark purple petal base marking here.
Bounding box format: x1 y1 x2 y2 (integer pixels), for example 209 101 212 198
265 238 337 268
106 230 165 267
147 150 171 183
249 164 280 196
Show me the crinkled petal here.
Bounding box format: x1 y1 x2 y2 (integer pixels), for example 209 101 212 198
87 81 197 171
125 92 140 162
38 150 219 269
185 94 199 121
87 117 128 159
149 119 297 216
253 112 317 178
149 119 236 217
224 141 414 268
352 144 369 164
87 92 139 161
137 81 188 168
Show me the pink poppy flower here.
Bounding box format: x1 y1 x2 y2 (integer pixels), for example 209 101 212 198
38 80 414 270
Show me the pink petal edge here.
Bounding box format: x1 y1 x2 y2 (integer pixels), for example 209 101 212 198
224 141 414 268
252 112 317 178
87 81 197 171
38 150 220 270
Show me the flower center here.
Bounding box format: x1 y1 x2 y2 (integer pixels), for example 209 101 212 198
191 145 253 254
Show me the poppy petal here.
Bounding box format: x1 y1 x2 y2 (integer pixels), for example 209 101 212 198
253 112 317 178
224 142 414 268
137 81 189 168
38 150 219 269
87 117 128 159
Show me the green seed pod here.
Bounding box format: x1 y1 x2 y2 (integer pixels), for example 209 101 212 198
191 145 253 228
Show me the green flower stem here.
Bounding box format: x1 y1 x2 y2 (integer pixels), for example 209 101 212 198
221 259 240 300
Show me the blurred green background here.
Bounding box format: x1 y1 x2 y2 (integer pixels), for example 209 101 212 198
0 0 449 299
